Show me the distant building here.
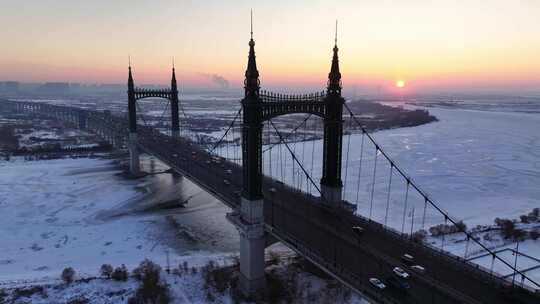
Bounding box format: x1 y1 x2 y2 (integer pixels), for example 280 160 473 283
39 82 70 93
0 81 20 93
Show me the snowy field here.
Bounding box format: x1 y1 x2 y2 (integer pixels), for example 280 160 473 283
0 156 239 286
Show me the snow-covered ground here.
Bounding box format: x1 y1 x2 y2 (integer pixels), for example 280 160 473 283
0 255 367 304
0 156 239 287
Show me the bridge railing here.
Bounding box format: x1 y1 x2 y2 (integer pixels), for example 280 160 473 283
260 89 326 103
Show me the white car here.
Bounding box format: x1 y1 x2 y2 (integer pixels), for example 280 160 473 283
410 265 426 273
401 254 414 264
393 267 410 279
369 278 386 290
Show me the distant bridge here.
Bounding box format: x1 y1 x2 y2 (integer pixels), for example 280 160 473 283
2 33 540 304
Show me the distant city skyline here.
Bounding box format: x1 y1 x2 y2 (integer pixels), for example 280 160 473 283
1 0 539 94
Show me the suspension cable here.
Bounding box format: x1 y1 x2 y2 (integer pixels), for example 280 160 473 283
262 114 312 153
401 180 410 234
301 118 308 191
267 120 272 177
369 146 379 220
355 131 365 207
208 108 242 154
135 102 149 126
344 102 539 287
157 99 171 127
269 119 324 199
309 120 316 195
343 114 352 196
384 164 394 226
422 197 428 229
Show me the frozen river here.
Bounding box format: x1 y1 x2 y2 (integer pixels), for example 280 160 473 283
0 155 240 284
357 104 540 227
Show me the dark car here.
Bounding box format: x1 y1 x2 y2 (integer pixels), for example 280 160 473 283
352 226 364 242
386 277 410 293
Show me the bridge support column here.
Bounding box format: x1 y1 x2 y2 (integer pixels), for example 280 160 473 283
170 96 180 138
128 132 140 175
321 184 342 204
228 198 266 296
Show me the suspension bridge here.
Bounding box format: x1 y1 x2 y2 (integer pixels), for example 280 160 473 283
2 31 540 304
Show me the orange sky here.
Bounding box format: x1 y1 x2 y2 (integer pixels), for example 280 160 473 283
1 0 539 93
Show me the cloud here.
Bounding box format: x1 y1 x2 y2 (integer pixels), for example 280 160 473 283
200 73 230 89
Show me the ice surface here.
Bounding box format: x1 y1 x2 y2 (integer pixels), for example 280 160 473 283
0 156 239 285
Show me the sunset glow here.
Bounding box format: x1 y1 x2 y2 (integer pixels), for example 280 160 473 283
0 0 539 93
396 80 405 88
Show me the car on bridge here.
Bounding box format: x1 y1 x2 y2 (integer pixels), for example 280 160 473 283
410 265 426 274
401 253 415 265
369 278 386 290
351 226 364 243
352 226 364 236
386 277 410 293
393 267 410 279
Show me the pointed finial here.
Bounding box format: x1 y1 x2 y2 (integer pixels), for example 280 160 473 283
335 20 338 46
172 57 175 70
128 55 132 68
244 9 260 99
250 9 253 40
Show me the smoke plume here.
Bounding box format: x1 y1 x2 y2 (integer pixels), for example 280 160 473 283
201 73 230 89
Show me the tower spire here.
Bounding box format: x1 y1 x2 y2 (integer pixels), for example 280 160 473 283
171 57 177 92
128 55 134 90
334 20 338 46
244 9 260 98
327 21 341 96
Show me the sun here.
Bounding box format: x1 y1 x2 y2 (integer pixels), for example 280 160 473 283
396 80 406 88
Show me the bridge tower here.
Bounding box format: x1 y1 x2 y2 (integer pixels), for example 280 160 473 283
127 64 140 175
170 65 180 137
128 63 140 175
320 26 345 203
235 19 346 296
236 17 266 296
126 63 181 175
